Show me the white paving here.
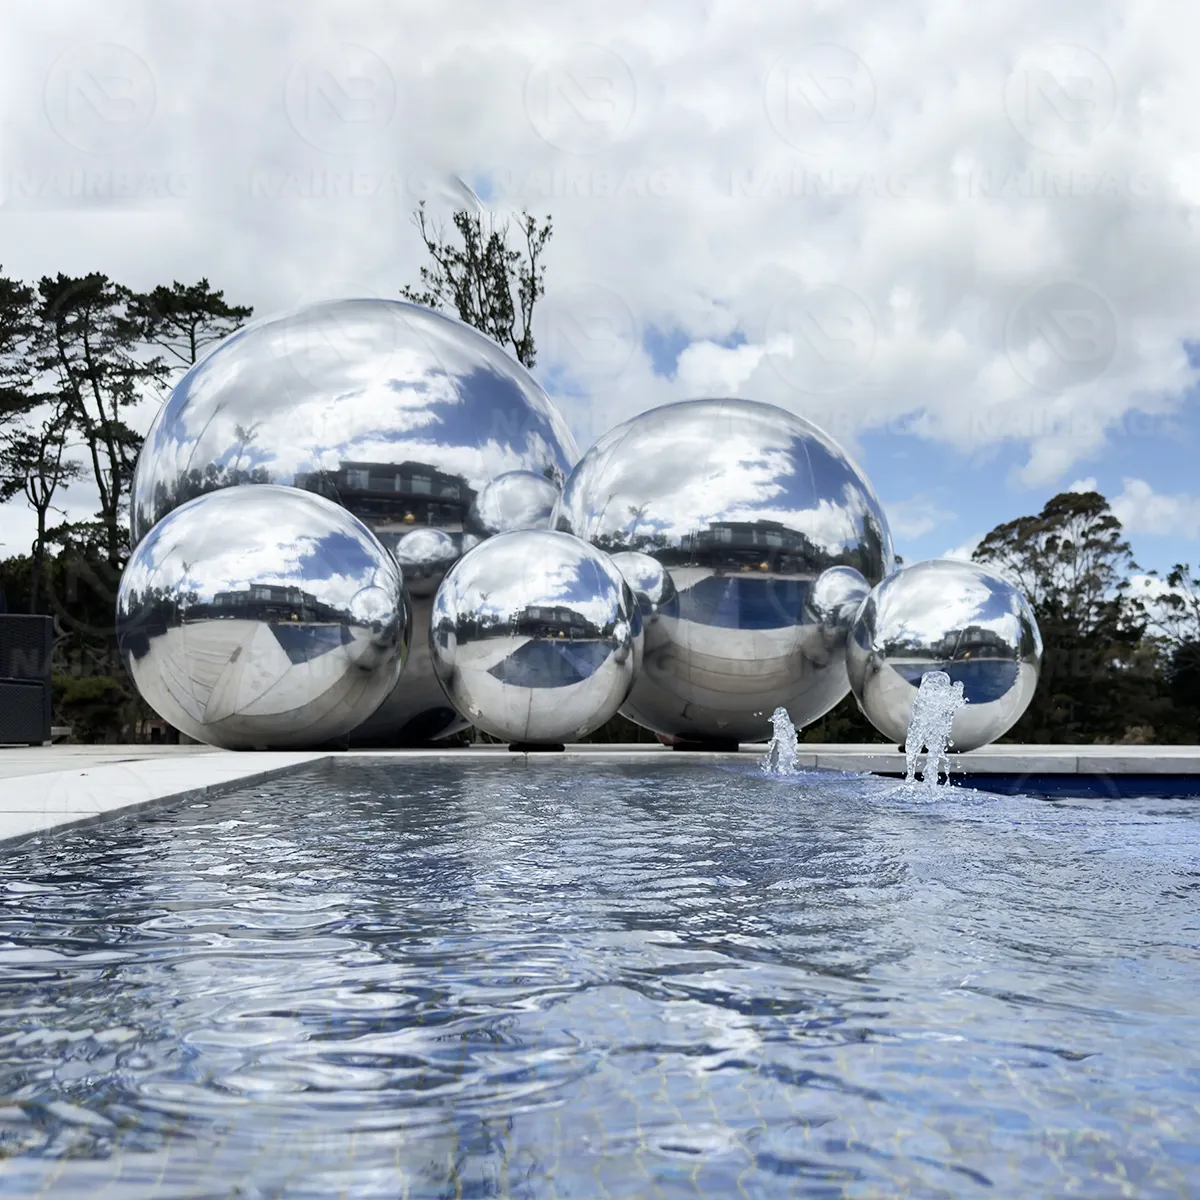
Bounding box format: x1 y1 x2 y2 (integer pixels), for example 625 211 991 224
0 742 1198 848
0 748 326 846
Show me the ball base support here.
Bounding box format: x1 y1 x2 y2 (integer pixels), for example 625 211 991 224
671 737 740 753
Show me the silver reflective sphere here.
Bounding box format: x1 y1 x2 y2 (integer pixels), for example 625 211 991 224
131 299 578 744
466 470 561 538
117 485 409 749
394 527 458 599
610 550 679 653
804 565 871 667
805 565 871 631
845 558 1042 751
430 531 642 744
558 398 893 742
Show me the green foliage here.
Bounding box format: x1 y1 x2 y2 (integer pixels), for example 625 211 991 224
400 204 552 368
130 279 255 369
972 490 1197 743
0 266 253 742
799 693 884 744
53 672 140 744
31 273 168 565
575 712 660 744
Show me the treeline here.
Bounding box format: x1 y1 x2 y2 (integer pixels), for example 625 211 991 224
802 490 1200 745
0 271 254 737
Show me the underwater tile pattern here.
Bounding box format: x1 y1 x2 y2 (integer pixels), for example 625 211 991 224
0 761 1197 1196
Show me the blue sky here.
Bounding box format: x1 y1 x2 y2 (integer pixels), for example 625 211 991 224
633 322 1200 577
1 0 1199 588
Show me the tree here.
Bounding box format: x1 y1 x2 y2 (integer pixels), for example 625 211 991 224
0 393 81 611
0 272 36 390
1141 562 1200 647
0 271 81 609
32 273 168 566
1140 563 1200 733
973 490 1139 638
400 203 552 368
973 491 1154 741
130 278 255 371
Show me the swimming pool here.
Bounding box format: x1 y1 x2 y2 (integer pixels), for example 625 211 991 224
0 761 1196 1196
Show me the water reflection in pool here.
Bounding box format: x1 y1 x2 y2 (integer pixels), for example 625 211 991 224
0 762 1196 1197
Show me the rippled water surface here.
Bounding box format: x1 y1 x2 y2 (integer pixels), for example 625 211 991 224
1 761 1198 1197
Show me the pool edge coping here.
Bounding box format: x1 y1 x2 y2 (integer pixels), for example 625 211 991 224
5 743 1200 849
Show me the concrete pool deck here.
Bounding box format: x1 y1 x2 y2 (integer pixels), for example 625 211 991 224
1 742 1199 847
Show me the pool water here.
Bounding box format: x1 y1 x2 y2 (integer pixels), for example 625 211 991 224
0 762 1197 1197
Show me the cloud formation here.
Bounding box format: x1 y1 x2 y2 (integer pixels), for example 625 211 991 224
1112 478 1200 540
1 0 1198 564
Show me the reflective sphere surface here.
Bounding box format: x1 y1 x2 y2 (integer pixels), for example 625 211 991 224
430 531 642 744
558 398 893 742
393 527 458 599
117 486 409 749
610 550 679 654
845 558 1042 751
131 299 578 744
466 470 561 538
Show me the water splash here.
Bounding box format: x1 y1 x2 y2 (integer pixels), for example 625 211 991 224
905 671 967 786
761 707 799 775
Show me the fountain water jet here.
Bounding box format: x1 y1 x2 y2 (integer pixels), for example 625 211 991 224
905 671 967 786
761 707 799 775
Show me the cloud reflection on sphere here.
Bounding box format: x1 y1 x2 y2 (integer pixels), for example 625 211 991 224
430 531 642 744
116 486 409 750
129 299 579 744
465 470 561 538
558 398 894 743
845 558 1042 750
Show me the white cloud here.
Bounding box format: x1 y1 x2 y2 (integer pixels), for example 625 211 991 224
1112 478 1200 538
884 495 955 540
675 340 770 395
1068 477 1098 493
943 533 984 562
2 0 1200 547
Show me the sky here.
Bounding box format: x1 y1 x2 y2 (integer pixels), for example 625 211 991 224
2 0 1199 578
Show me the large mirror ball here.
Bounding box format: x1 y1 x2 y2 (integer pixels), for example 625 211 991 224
129 299 579 744
846 558 1043 751
116 486 409 749
557 398 895 743
430 530 642 744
